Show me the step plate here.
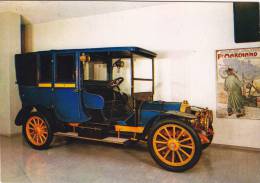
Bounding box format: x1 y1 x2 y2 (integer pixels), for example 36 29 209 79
54 132 129 144
103 137 129 143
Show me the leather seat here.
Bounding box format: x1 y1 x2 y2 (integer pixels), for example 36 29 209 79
83 80 130 121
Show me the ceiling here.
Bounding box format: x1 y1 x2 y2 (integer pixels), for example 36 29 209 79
0 1 161 24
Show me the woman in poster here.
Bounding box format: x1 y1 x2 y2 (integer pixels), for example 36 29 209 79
224 68 245 118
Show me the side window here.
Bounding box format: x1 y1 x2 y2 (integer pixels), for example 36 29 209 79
39 54 52 83
56 54 76 83
15 54 37 86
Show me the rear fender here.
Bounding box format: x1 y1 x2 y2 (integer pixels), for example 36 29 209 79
15 105 55 126
15 106 33 126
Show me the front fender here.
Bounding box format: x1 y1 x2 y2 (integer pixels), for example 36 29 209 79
142 111 196 138
142 113 176 138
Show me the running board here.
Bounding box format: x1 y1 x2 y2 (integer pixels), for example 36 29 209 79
54 132 129 144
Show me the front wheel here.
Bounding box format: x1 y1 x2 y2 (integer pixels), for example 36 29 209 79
148 119 202 172
22 112 53 150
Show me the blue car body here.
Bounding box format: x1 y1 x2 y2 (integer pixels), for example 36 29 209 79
14 46 203 134
14 46 214 172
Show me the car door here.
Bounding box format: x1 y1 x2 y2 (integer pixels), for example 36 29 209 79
37 52 53 107
53 52 88 122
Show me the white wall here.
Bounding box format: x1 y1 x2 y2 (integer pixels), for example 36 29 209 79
0 12 21 135
27 2 260 148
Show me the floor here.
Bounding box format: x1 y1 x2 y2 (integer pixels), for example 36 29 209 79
1 135 260 183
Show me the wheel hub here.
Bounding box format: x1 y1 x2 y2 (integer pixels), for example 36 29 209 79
167 139 180 151
35 126 42 135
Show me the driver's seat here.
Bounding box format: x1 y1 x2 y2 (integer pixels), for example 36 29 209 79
83 79 131 122
84 91 129 123
103 91 131 121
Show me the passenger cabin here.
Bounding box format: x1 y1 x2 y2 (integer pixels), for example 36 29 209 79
15 47 157 126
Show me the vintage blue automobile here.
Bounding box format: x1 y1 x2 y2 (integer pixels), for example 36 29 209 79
15 47 214 172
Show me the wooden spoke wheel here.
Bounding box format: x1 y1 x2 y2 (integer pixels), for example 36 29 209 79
148 119 201 172
23 112 53 150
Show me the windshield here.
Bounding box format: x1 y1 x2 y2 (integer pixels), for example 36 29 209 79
111 55 153 95
112 58 131 95
132 54 153 94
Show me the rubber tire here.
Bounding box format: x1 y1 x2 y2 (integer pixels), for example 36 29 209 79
22 112 54 150
202 126 214 150
148 119 202 172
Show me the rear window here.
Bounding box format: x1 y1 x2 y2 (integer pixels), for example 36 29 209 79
15 54 37 86
56 54 76 83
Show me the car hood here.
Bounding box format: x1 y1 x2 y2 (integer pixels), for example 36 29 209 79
141 101 181 112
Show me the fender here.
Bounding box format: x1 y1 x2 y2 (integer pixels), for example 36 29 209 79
15 106 33 126
142 111 195 139
15 105 54 126
142 113 174 139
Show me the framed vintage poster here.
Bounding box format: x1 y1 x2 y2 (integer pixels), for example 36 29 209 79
216 47 260 119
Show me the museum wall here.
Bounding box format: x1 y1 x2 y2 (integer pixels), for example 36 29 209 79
0 12 21 135
26 2 260 148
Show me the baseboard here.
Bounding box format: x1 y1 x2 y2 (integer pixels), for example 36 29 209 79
0 133 21 138
211 143 260 152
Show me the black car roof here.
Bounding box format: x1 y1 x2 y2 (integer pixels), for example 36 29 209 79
16 47 157 58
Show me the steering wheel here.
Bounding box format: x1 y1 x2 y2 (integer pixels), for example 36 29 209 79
108 77 124 90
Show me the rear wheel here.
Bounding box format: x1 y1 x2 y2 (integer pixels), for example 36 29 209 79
22 112 53 150
148 119 202 172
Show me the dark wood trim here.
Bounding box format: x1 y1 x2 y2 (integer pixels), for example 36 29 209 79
130 54 134 96
133 78 153 81
21 24 25 54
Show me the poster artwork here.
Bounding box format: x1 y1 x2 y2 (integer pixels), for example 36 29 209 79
216 47 260 119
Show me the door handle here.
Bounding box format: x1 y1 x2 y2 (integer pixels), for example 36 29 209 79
74 89 80 92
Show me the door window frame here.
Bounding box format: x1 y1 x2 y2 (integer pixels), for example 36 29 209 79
54 52 77 88
38 52 53 88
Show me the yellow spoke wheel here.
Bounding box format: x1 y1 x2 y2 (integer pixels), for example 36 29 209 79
23 112 53 150
153 124 195 166
26 116 48 146
148 119 201 172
